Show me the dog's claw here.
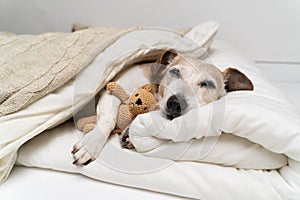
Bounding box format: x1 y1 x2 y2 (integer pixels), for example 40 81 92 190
72 140 97 166
73 159 79 165
83 159 93 165
71 148 79 154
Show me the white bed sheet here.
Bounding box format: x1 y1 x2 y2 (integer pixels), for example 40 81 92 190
1 166 184 200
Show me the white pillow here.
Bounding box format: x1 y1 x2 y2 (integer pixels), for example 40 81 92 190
129 41 298 168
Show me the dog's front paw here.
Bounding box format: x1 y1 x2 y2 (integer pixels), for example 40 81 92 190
72 141 95 165
71 130 104 165
119 128 135 149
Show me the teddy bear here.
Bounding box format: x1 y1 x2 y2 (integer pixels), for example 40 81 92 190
76 82 159 148
106 82 158 136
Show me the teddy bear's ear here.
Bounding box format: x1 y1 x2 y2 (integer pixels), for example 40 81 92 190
141 84 154 92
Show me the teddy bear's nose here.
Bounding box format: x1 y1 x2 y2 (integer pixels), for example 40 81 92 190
135 98 142 105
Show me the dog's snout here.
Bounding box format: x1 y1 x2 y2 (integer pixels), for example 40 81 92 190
165 95 187 120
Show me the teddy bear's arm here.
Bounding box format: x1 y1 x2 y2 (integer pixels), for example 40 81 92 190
106 82 130 103
116 104 134 130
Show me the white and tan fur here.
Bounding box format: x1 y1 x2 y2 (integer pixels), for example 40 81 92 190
72 51 253 165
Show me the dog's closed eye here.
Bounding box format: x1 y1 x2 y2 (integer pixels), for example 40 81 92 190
169 68 181 79
199 80 215 89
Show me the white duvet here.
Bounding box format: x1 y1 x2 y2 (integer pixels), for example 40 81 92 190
0 21 216 183
3 22 300 199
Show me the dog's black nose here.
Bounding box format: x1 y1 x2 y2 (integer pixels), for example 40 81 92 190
165 95 187 120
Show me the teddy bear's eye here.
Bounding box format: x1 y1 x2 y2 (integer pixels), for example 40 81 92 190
135 94 139 97
144 107 147 110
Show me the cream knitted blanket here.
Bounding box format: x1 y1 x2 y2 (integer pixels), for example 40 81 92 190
0 26 138 116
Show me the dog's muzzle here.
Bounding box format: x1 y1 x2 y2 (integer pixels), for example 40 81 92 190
165 94 187 120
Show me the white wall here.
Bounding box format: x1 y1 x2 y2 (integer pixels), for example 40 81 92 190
1 0 300 110
1 0 299 63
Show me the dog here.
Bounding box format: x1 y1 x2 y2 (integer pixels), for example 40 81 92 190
72 50 253 165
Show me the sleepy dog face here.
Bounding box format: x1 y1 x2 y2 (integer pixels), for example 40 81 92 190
159 56 226 119
152 51 254 120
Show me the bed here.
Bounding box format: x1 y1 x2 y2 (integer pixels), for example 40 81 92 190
1 18 300 199
2 0 300 193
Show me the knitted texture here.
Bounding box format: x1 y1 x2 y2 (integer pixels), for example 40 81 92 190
77 115 97 133
117 104 134 130
106 82 130 103
0 27 138 116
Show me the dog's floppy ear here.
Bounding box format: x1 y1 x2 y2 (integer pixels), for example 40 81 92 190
223 68 254 92
151 50 178 87
158 50 178 65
